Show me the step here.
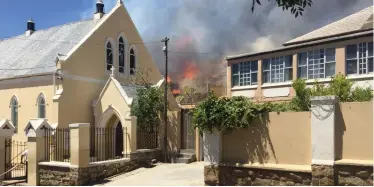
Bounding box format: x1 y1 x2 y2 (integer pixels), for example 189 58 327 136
180 149 195 154
176 157 193 164
178 152 196 158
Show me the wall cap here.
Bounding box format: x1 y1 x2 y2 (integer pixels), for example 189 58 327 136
69 123 90 129
310 96 338 101
220 162 312 173
334 159 373 167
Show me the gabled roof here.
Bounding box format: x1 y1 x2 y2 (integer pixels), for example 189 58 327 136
284 6 373 46
0 19 98 80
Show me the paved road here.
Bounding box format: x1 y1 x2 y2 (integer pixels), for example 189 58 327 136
94 162 206 186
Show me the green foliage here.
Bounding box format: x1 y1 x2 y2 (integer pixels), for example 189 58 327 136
130 86 164 129
252 0 313 18
192 74 373 134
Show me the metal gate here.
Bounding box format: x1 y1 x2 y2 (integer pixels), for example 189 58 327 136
3 139 27 180
182 109 195 149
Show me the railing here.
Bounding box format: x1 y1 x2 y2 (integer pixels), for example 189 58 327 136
137 125 159 149
90 127 128 162
45 128 70 162
4 139 27 180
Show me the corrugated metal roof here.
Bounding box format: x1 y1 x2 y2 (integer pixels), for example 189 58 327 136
284 6 373 45
0 19 97 79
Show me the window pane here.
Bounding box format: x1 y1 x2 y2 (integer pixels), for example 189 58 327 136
263 59 270 71
326 48 335 62
251 61 258 72
285 55 292 67
325 62 335 78
263 71 270 83
232 75 239 87
346 45 357 59
298 52 307 66
251 73 257 85
298 66 307 78
369 42 373 57
284 68 293 81
232 64 239 75
346 59 358 74
369 57 373 73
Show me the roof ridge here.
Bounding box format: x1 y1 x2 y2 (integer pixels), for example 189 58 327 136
0 18 94 41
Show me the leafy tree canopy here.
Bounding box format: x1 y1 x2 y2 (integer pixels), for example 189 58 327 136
252 0 313 17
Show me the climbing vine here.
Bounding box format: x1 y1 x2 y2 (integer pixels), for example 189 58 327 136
191 74 373 134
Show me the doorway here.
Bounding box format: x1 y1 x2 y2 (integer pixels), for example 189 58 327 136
181 109 195 149
115 122 124 157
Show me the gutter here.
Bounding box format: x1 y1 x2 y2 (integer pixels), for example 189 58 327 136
227 30 373 60
0 72 54 81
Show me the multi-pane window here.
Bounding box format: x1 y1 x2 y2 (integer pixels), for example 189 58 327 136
10 96 18 132
130 48 136 75
37 94 46 118
106 42 113 71
118 37 125 74
298 48 336 79
263 55 293 83
231 61 258 87
346 42 373 75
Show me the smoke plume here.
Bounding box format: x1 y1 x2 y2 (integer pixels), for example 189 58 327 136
122 0 372 94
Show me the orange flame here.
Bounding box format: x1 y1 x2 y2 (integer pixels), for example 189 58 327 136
183 60 198 80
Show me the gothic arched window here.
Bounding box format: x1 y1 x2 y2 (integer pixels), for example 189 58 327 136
118 37 125 73
130 48 136 75
10 96 18 131
106 41 113 71
37 94 46 118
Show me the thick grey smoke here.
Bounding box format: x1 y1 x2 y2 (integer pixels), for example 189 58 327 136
122 0 372 91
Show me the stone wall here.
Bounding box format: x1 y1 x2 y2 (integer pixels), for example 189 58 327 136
335 164 373 186
39 149 161 186
204 162 374 186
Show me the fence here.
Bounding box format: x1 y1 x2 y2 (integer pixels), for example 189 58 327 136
90 127 128 162
3 139 27 180
137 125 159 149
45 128 71 162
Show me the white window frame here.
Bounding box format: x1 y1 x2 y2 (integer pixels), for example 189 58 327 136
346 42 373 75
263 55 293 84
231 61 258 87
105 38 115 75
117 33 128 76
10 96 18 132
37 93 46 119
297 48 336 79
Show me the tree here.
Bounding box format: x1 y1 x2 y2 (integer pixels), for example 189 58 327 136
252 0 313 17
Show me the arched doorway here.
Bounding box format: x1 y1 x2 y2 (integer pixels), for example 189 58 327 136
115 122 124 157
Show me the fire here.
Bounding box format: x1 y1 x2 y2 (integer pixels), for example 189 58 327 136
167 76 172 83
166 75 181 96
183 60 198 80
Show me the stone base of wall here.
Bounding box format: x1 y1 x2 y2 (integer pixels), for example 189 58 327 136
205 164 312 186
39 149 161 186
311 164 334 185
335 162 373 186
205 161 374 186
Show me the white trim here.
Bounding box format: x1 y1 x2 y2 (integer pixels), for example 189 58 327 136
347 73 374 80
231 85 257 91
64 3 123 62
117 32 128 77
92 77 133 107
261 81 292 88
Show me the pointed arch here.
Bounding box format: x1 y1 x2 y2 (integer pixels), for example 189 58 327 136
10 95 18 131
97 105 125 128
129 46 137 75
37 93 46 118
117 33 128 75
105 38 114 72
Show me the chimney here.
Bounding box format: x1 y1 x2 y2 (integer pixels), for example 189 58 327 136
94 0 105 20
26 18 35 37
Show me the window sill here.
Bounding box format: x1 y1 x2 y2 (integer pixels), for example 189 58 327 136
305 78 332 84
261 82 292 88
231 85 257 91
346 73 373 80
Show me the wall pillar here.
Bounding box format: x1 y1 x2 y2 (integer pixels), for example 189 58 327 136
203 131 222 164
26 130 46 185
69 123 90 168
0 121 15 180
310 96 338 186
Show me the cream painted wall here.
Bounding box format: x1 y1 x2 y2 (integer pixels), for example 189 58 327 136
227 36 374 101
0 75 57 142
222 112 312 165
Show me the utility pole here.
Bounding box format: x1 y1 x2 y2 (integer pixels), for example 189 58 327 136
162 37 169 162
